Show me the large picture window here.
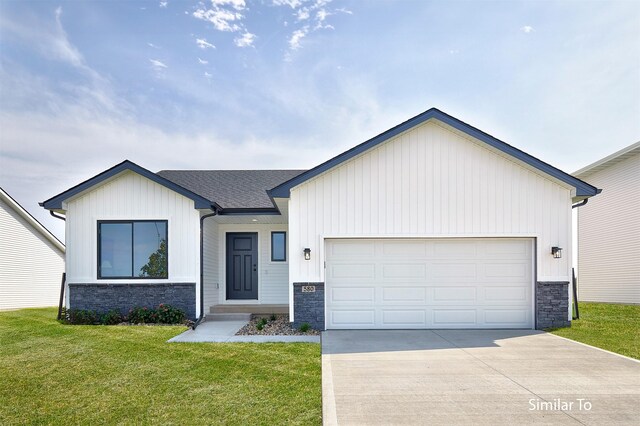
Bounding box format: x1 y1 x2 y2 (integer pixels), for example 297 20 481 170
271 231 286 262
98 220 168 279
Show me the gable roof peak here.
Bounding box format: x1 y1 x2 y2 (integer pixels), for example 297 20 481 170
270 107 600 200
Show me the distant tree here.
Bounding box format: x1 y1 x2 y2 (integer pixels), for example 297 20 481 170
140 239 167 278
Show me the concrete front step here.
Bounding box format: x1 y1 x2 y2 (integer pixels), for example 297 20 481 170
209 304 288 315
207 313 252 321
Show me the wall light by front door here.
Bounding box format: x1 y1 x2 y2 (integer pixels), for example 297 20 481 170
551 246 562 259
303 248 311 260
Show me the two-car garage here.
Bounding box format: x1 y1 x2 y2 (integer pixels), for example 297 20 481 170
324 238 534 329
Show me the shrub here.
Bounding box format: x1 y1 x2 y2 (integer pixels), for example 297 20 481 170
128 306 158 324
269 313 277 321
256 317 268 331
101 309 123 325
298 322 311 333
61 308 99 325
157 304 186 324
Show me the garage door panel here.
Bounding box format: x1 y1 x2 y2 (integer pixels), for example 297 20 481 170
382 287 427 303
327 241 375 258
484 262 530 279
432 286 477 302
431 263 477 279
381 241 429 257
381 310 426 326
484 309 530 326
330 287 375 303
325 238 533 329
329 263 376 279
481 239 530 258
330 310 375 327
432 309 477 326
484 286 527 302
382 263 427 279
433 241 478 257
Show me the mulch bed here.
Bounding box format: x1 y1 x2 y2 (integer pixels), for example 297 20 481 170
235 314 320 336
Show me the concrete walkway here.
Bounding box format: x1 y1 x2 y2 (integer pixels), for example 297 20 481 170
168 320 320 343
322 330 640 425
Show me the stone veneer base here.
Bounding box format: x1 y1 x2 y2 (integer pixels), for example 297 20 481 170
68 283 196 320
292 282 325 331
536 281 571 329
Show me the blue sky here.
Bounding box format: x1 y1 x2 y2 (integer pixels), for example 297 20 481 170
1 0 639 240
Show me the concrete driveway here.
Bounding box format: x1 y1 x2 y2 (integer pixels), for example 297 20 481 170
322 330 640 425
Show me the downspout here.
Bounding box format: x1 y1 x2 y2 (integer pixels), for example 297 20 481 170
572 199 588 209
49 211 66 320
570 198 590 321
193 206 219 330
50 210 66 221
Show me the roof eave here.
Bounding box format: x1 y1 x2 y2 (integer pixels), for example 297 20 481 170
41 160 213 210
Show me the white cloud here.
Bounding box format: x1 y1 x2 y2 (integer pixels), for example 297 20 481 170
234 31 256 47
204 71 213 79
272 0 303 8
196 38 216 49
289 27 308 50
198 57 209 64
193 0 246 32
521 25 534 33
159 1 168 8
147 42 160 49
149 59 168 72
51 7 86 69
296 9 310 21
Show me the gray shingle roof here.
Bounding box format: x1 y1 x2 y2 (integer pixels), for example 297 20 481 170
156 169 306 209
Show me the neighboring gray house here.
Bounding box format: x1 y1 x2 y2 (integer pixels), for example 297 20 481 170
574 141 640 304
1 187 65 310
41 108 601 329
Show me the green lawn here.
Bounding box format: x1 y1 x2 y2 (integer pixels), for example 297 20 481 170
549 302 640 360
0 308 321 425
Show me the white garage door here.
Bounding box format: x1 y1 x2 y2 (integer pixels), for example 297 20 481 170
325 238 534 329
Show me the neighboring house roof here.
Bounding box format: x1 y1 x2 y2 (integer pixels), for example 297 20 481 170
573 141 640 179
41 160 213 210
157 170 306 210
270 107 601 199
1 187 65 253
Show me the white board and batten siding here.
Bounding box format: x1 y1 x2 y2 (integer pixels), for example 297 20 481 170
0 193 65 310
64 171 203 313
209 223 289 305
288 120 574 324
577 151 640 304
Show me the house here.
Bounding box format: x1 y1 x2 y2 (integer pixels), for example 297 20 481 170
1 187 65 310
40 108 601 330
574 141 640 305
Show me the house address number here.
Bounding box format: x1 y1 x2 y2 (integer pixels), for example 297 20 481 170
302 286 316 293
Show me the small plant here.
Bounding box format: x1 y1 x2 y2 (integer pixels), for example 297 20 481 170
157 304 186 324
298 322 311 333
256 317 268 331
128 306 158 324
101 309 123 325
62 308 99 325
269 313 277 321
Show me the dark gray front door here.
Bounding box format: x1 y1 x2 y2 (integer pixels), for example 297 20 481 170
226 233 258 300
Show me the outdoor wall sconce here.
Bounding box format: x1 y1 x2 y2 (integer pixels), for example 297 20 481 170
551 246 562 259
303 248 311 260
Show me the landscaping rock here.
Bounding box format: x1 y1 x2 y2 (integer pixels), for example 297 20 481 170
235 314 320 336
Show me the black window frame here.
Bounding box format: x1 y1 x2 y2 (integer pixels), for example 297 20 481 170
270 231 286 262
97 219 169 280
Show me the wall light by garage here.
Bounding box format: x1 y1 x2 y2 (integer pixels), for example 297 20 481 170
303 248 311 260
551 246 562 259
